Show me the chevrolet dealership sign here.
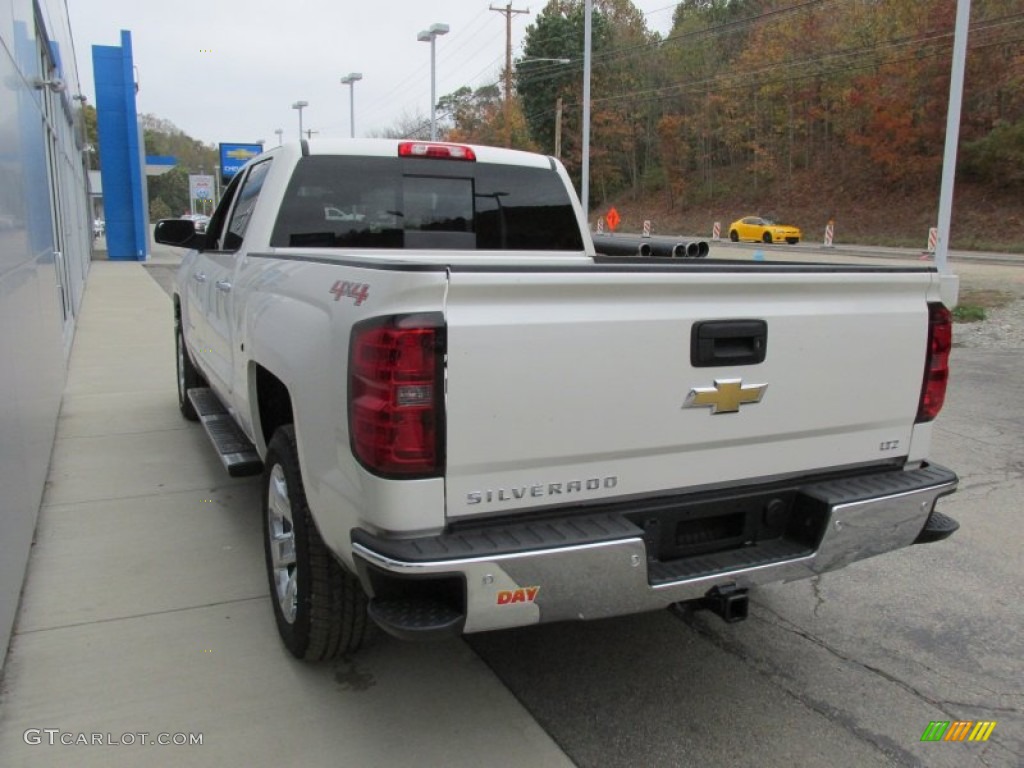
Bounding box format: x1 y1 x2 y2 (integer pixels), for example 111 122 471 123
219 143 263 185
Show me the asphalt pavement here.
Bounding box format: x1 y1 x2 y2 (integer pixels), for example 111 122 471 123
469 346 1024 767
1 242 1020 767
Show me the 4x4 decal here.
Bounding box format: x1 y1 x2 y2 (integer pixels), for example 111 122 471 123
330 280 369 305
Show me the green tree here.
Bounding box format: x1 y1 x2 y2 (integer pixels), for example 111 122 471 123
961 118 1024 188
150 197 173 221
141 114 217 174
82 104 100 168
147 166 191 219
517 1 602 160
137 115 219 218
518 0 656 204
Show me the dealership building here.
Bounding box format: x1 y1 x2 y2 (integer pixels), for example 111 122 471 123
0 0 93 667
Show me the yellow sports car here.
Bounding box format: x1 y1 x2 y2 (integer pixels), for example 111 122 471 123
728 216 801 245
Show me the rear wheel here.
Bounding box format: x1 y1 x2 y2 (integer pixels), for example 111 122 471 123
175 322 202 421
263 425 371 660
729 230 739 242
762 231 773 244
786 237 799 245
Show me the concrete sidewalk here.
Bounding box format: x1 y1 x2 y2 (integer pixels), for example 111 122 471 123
0 261 571 767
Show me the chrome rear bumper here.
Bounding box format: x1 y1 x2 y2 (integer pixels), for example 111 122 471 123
352 464 957 635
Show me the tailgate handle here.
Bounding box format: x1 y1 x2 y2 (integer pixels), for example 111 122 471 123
691 320 767 367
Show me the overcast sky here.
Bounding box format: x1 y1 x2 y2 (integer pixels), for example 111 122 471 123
68 0 676 148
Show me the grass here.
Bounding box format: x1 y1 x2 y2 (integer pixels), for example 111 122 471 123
953 305 987 322
953 289 1015 323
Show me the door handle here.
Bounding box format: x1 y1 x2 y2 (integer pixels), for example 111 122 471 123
216 280 232 292
691 320 768 367
193 272 207 283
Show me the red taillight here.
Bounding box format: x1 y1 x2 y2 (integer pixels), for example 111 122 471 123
349 314 445 477
917 303 952 423
398 141 476 161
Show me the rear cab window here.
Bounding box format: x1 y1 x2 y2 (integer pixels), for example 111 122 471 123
269 156 584 251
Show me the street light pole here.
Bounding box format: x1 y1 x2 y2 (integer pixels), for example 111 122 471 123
582 0 592 217
274 128 283 146
291 100 308 141
935 0 971 274
340 73 363 138
417 23 449 141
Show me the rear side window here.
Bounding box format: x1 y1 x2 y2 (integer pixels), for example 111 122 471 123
269 156 584 251
224 159 272 251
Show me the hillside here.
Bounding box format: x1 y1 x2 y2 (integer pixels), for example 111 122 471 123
599 172 1024 254
507 0 1024 254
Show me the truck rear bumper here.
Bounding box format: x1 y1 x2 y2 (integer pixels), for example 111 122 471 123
352 463 957 638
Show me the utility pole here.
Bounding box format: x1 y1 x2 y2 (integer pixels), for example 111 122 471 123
554 96 563 158
490 3 530 148
304 129 319 140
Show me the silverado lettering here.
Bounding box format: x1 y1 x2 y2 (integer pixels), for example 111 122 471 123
466 476 619 505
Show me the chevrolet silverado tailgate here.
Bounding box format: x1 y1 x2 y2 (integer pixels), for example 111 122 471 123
443 264 939 520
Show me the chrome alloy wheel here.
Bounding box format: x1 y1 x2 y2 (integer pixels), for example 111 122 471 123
267 464 298 624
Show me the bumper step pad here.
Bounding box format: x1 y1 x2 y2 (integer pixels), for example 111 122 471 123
187 388 262 477
367 597 465 641
914 509 960 544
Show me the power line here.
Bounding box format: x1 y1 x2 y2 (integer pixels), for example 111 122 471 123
515 8 1024 115
359 8 497 129
371 1 1023 140
505 10 1023 134
553 28 1024 117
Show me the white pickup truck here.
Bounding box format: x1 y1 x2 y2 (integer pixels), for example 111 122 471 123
155 139 960 661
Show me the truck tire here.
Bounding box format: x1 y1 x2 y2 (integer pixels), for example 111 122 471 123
262 425 371 660
176 323 202 421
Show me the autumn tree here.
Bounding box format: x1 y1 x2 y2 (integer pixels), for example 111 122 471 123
442 0 1024 220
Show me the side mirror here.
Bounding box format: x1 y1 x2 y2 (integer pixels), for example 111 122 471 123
154 218 207 249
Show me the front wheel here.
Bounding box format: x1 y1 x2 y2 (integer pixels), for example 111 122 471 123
729 230 739 242
263 425 371 660
175 322 203 421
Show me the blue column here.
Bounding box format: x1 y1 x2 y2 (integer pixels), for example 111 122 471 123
93 30 148 260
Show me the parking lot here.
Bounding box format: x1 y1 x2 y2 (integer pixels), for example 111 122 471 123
0 243 1020 767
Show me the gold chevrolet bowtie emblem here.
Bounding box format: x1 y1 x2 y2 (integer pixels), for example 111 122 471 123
684 379 767 414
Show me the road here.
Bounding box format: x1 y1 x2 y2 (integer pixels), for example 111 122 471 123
142 245 1022 767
